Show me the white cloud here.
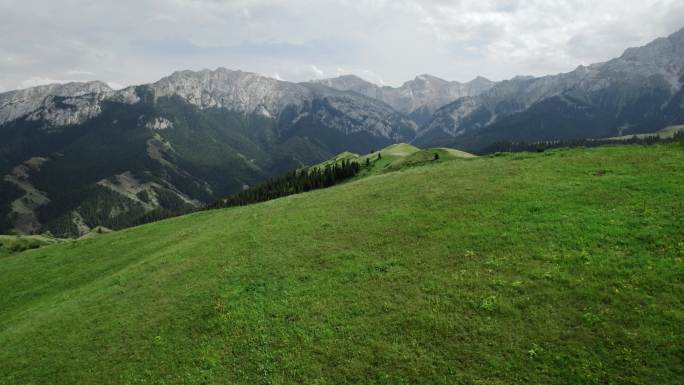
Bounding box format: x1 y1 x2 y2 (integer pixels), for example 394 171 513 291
67 70 96 76
19 77 78 89
309 64 325 79
0 0 683 90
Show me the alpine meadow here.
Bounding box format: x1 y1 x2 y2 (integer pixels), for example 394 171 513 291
1 1 684 384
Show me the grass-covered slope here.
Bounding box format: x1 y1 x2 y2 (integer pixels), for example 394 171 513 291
1 145 683 384
315 143 475 179
384 147 476 172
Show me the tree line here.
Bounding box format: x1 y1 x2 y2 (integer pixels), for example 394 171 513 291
480 129 684 154
211 159 363 209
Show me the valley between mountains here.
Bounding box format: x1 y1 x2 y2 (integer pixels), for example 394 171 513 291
2 27 684 236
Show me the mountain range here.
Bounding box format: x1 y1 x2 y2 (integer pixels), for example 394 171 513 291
414 28 684 149
2 27 684 236
314 74 495 125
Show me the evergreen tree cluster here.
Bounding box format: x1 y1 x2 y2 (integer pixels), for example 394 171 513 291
212 160 362 209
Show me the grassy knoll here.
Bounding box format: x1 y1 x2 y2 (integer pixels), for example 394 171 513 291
384 147 476 172
317 143 476 179
1 144 683 384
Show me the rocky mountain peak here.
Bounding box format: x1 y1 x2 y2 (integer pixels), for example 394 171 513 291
619 27 684 67
0 81 113 126
317 73 495 122
0 80 112 101
312 75 380 98
469 76 494 87
148 67 311 117
409 74 448 86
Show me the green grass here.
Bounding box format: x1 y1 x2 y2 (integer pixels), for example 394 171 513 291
375 143 421 156
310 143 475 179
1 144 683 384
385 148 476 172
341 143 476 178
0 234 62 257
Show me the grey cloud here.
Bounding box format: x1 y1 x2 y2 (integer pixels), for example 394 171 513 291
132 38 360 62
0 0 683 91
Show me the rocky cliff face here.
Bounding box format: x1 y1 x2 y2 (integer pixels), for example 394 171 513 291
0 81 113 127
148 69 311 117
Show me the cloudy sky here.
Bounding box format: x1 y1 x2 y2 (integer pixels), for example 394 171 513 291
1 0 684 92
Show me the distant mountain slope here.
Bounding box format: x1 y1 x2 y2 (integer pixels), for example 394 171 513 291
0 69 417 236
416 27 684 151
315 74 494 125
1 144 682 384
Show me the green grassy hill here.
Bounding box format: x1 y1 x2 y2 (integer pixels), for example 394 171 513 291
1 144 683 384
383 147 475 172
313 143 476 179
